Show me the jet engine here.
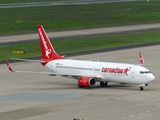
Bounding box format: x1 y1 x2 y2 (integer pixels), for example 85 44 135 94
78 77 96 87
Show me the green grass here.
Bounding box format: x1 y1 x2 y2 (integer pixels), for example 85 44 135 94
1 30 160 61
0 2 160 34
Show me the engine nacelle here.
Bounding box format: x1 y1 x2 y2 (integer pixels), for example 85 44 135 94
78 77 96 87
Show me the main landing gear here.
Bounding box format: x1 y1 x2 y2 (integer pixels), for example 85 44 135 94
100 82 108 87
78 83 85 88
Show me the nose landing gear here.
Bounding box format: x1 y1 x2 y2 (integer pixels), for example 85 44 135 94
139 84 147 91
139 86 143 91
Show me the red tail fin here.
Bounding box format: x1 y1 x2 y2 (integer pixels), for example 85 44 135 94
139 52 144 65
38 25 64 61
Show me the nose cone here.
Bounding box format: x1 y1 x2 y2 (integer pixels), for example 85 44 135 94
149 74 155 82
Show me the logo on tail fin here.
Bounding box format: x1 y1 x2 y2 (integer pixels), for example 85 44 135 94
45 49 51 58
38 28 51 58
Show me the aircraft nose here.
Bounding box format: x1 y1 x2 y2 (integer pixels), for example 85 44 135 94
149 74 155 81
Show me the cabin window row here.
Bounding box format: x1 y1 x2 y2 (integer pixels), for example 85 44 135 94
56 66 92 70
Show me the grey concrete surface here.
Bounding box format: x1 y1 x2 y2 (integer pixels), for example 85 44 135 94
0 0 140 8
0 45 160 120
1 23 160 45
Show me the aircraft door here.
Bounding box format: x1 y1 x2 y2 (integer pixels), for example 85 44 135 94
131 68 136 78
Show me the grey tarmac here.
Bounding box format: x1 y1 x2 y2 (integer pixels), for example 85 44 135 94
0 44 160 120
0 0 140 8
1 23 160 45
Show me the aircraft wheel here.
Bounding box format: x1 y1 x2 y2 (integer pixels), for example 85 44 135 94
78 84 85 88
100 82 104 86
139 87 143 91
104 82 108 86
78 83 81 88
100 82 108 87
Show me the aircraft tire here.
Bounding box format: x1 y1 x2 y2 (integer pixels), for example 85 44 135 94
100 82 108 87
78 83 81 88
100 82 104 86
78 83 85 88
104 82 108 86
139 87 143 91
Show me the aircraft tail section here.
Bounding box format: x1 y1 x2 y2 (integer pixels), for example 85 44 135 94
140 52 144 65
38 25 64 62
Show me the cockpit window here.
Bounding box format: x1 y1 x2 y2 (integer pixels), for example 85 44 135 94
145 71 151 73
140 71 151 74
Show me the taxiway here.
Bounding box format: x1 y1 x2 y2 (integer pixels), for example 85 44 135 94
1 23 160 45
0 44 160 120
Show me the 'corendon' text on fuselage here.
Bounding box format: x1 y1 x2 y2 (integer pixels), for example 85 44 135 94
101 67 131 76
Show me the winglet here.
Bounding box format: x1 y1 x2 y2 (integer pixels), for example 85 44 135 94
5 59 14 72
139 52 144 65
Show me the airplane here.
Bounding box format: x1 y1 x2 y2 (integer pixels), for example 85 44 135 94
5 25 155 91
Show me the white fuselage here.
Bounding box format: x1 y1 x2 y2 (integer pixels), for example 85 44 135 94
45 59 155 85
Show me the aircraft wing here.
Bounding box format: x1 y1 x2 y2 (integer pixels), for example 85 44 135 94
11 57 65 62
10 58 49 64
5 59 102 80
11 58 41 62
